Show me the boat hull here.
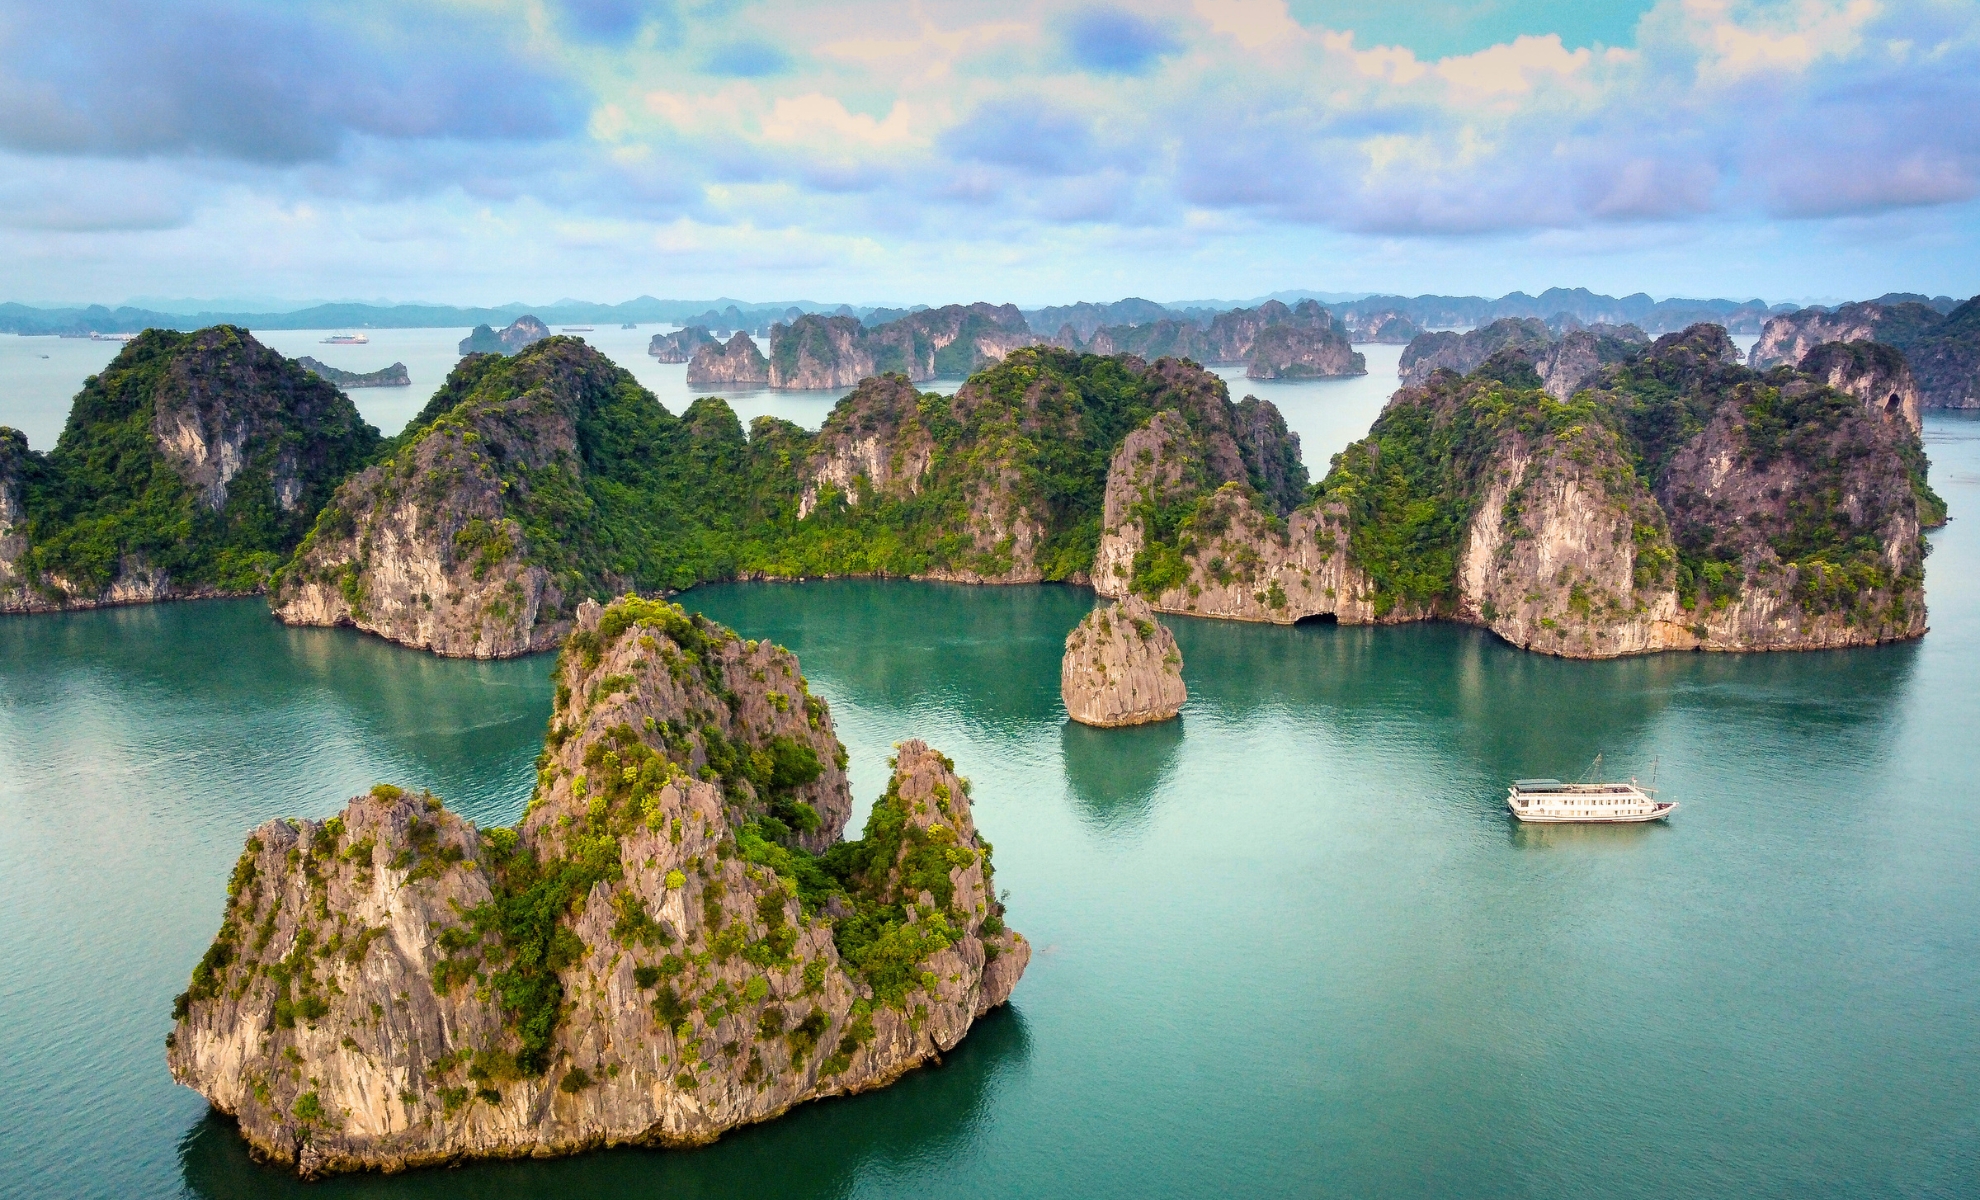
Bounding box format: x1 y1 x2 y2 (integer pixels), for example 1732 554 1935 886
1508 801 1677 824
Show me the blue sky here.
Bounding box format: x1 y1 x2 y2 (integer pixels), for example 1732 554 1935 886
0 0 1974 307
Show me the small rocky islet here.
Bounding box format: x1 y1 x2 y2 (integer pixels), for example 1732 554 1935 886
168 594 1026 1176
1061 595 1187 727
296 357 411 390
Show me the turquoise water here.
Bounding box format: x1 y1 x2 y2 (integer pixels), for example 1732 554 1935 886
3 418 1977 1198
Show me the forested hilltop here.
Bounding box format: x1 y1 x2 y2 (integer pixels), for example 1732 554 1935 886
1 323 1947 661
1 327 380 612
1192 325 1940 656
272 340 1306 655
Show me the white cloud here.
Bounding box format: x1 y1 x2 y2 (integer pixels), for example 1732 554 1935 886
759 94 916 148
1435 34 1593 97
1192 0 1301 50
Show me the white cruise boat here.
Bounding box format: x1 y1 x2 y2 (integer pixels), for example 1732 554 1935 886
1507 777 1676 823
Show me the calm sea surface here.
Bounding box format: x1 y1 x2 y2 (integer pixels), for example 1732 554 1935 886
5 342 1975 1200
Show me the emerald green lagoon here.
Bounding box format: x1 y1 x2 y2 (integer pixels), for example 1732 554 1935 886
3 415 1978 1199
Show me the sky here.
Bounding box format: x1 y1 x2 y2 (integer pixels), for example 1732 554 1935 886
0 0 1976 309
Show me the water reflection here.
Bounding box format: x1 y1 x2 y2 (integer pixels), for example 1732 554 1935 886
179 1004 1031 1200
1059 717 1186 834
0 600 552 826
1506 816 1676 851
681 581 1091 735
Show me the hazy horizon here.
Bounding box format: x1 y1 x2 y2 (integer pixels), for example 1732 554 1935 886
3 285 1942 318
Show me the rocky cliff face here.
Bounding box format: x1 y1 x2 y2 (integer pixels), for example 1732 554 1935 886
1245 322 1366 379
1061 595 1186 726
756 351 1316 589
1533 326 1649 400
879 302 1036 379
1078 300 1353 371
1904 297 1980 410
1202 300 1297 362
1649 331 1928 649
1749 297 1980 408
0 428 31 603
2 327 380 614
796 375 934 519
765 305 1039 389
1083 318 1211 361
649 327 718 363
1454 417 1686 657
169 597 1025 1176
1398 318 1554 387
1798 340 1921 430
1342 310 1422 343
1090 410 1374 625
1315 324 1935 657
1748 301 1931 370
271 357 575 658
686 333 771 387
459 317 552 357
273 339 762 657
298 357 411 389
768 315 874 389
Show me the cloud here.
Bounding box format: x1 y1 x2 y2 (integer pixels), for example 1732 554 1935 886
0 1 586 163
941 99 1098 174
1192 0 1302 50
759 94 914 148
1060 6 1179 74
1435 34 1594 97
0 154 193 231
2 0 1979 304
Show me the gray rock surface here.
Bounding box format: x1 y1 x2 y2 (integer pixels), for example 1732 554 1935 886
458 317 550 356
1798 340 1921 430
1534 325 1648 400
1061 595 1186 726
1397 318 1553 387
648 326 717 363
169 597 1026 1176
297 357 410 389
1245 322 1366 379
686 332 770 387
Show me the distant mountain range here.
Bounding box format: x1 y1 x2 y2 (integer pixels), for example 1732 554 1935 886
0 297 842 337
0 289 1965 338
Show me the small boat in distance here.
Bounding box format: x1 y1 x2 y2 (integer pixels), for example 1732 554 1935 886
562 326 595 332
1507 776 1676 823
321 333 369 345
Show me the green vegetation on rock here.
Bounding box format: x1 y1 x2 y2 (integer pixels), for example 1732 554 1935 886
12 327 379 600
1313 325 1935 622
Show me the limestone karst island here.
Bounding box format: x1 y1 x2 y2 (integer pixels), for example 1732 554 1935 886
6 3 1980 1196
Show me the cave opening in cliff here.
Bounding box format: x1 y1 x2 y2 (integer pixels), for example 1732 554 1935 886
1887 393 1902 413
1294 613 1339 626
